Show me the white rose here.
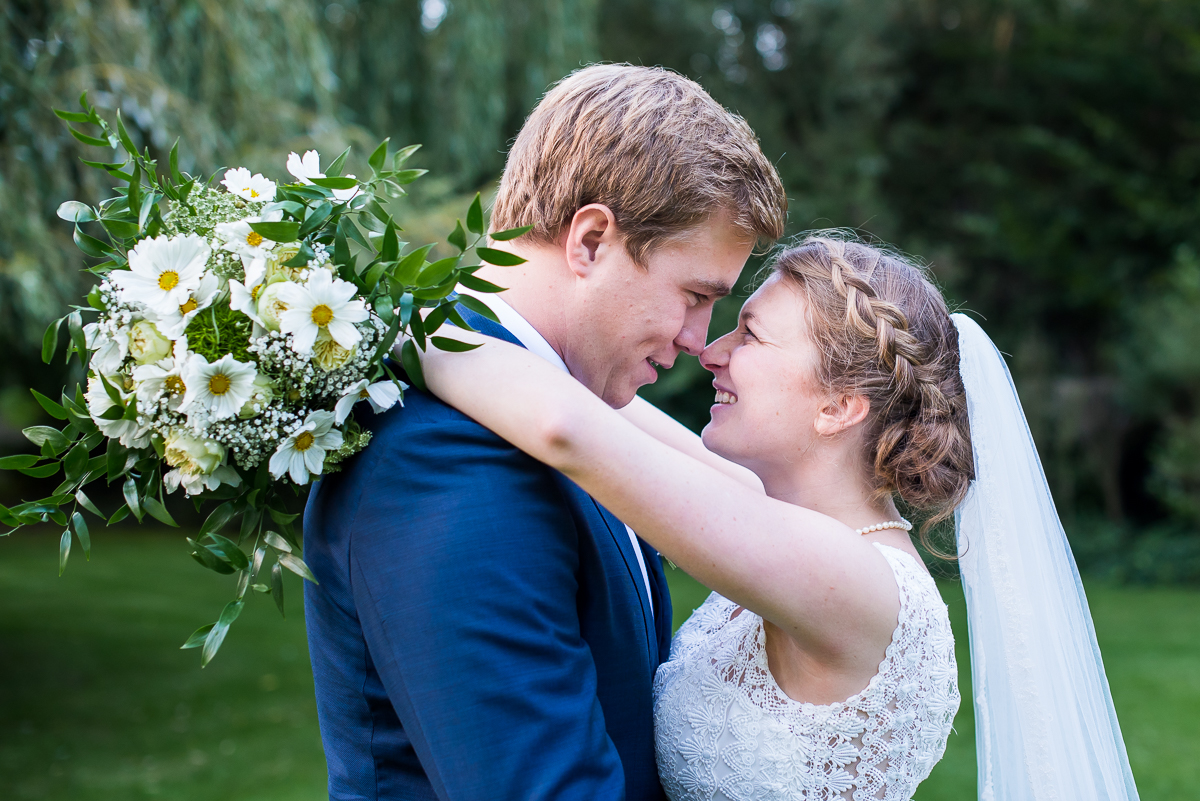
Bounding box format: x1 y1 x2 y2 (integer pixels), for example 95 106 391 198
238 374 276 419
312 330 354 372
127 320 173 365
256 281 295 332
163 430 226 476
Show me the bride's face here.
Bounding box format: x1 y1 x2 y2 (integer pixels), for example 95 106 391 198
699 274 828 470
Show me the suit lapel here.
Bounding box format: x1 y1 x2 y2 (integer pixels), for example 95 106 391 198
458 305 659 666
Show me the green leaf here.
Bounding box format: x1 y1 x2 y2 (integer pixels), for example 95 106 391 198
100 218 140 239
204 533 250 571
325 146 351 177
57 201 97 223
270 562 285 617
282 242 315 268
448 220 467 252
106 439 130 481
476 247 526 266
458 275 506 293
277 552 318 584
298 201 333 238
201 502 236 536
180 623 214 650
0 454 40 470
67 312 86 368
75 490 103 518
249 221 300 243
53 108 92 123
42 318 62 364
59 530 71 576
423 305 448 336
382 221 400 262
31 389 69 420
69 126 111 148
267 507 299 526
188 538 236 574
18 463 60 478
72 512 91 560
24 425 69 451
74 225 109 258
123 476 143 522
264 530 293 553
418 257 459 286
488 224 534 242
310 175 358 190
368 138 390 172
63 441 89 482
201 600 244 667
431 336 483 352
393 244 435 285
401 339 426 392
143 495 179 527
454 294 502 325
465 193 485 235
114 111 138 156
392 169 428 185
107 504 131 526
168 139 185 185
392 144 421 167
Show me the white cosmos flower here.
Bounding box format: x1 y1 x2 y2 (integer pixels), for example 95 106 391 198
229 260 269 327
179 353 258 422
221 167 276 202
149 271 222 339
214 217 278 264
286 150 360 202
85 375 151 448
333 378 404 424
110 234 210 316
131 340 191 411
269 410 343 484
277 268 368 354
84 322 129 376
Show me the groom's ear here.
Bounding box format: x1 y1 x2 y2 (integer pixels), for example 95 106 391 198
564 204 621 278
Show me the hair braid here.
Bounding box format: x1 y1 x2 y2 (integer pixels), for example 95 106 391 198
772 233 975 557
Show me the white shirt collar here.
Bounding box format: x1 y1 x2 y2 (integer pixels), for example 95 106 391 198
456 286 569 374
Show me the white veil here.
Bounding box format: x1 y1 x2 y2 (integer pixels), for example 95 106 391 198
952 314 1140 800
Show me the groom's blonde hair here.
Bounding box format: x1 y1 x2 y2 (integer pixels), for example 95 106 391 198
491 64 787 265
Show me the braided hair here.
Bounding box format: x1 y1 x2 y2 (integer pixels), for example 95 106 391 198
772 233 974 555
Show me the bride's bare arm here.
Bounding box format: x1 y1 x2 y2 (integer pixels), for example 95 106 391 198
617 397 764 492
416 331 900 650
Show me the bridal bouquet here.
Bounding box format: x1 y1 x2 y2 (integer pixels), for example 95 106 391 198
0 93 527 664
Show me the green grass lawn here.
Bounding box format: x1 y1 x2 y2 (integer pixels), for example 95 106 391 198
1 530 1196 799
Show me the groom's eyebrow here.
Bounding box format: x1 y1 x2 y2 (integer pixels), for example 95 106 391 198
695 279 733 298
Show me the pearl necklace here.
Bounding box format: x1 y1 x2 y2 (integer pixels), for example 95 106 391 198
855 518 913 536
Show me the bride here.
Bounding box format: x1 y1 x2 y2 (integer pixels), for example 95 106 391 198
415 234 1140 800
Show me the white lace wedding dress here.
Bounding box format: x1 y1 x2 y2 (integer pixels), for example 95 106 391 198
653 543 960 801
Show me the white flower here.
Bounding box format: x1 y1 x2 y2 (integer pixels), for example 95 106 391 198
162 430 242 496
150 271 222 339
110 234 210 316
238 374 275 419
84 322 129 376
312 329 354 371
221 167 276 202
214 217 277 264
269 410 344 484
127 320 172 365
85 375 151 448
179 353 259 422
132 340 191 411
229 260 269 327
277 268 368 354
255 280 296 331
286 150 360 201
334 378 404 423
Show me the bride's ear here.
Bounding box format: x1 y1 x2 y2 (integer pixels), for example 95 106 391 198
564 204 620 278
814 394 870 437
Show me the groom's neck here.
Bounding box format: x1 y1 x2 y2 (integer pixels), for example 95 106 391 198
474 251 572 363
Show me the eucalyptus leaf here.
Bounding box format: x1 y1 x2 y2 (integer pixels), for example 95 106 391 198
143 495 179 527
270 562 285 617
123 476 143 522
58 529 71 576
180 623 215 650
201 600 244 667
57 201 97 223
72 512 91 560
277 552 318 584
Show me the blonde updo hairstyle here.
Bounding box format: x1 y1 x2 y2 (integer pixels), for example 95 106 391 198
772 234 974 553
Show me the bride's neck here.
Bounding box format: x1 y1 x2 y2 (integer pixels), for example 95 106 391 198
759 454 900 531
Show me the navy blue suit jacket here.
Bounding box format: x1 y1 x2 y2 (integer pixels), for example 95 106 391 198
303 311 674 800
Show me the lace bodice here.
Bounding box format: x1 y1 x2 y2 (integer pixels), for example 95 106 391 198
653 544 960 801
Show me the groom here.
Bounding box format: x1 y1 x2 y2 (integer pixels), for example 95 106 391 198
303 64 786 800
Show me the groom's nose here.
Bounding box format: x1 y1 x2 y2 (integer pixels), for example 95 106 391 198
674 309 711 357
